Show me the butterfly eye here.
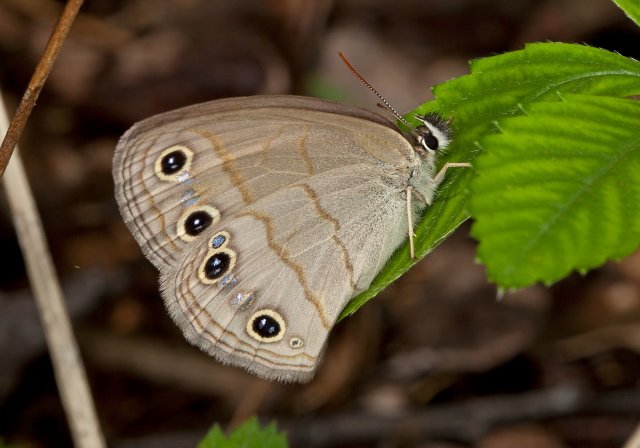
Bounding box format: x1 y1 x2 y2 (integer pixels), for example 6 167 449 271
413 112 452 153
420 133 439 151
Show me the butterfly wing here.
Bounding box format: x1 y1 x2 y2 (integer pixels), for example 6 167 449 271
113 95 428 381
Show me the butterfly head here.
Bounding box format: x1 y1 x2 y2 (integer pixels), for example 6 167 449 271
412 113 453 156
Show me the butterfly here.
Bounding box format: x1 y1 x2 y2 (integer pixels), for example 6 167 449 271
113 56 469 382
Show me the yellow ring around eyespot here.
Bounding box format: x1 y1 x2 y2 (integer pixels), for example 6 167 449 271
246 309 286 343
176 205 220 242
154 145 194 182
289 337 304 349
197 247 237 285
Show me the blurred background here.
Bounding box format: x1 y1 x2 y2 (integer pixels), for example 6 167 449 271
0 0 640 447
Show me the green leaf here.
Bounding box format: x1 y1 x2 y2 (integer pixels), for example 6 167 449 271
433 43 640 160
197 418 288 448
611 0 640 27
470 94 640 288
340 43 640 318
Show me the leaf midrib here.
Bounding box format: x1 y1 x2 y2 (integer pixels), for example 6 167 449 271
502 133 640 277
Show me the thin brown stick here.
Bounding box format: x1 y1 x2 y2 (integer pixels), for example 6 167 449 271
1 100 105 446
227 379 273 433
0 0 84 180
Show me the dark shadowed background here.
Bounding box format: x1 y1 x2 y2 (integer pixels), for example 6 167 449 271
0 0 640 447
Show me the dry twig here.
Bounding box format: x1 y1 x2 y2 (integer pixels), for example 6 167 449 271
0 0 105 441
0 0 84 179
1 104 105 447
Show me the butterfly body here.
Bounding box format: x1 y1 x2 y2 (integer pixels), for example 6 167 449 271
113 95 448 382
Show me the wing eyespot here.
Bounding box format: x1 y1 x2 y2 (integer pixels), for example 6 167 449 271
154 145 194 181
246 309 286 343
177 206 220 241
289 337 304 348
197 232 237 285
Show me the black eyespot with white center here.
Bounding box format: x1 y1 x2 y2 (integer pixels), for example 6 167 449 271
203 252 231 280
246 310 286 343
154 145 193 181
253 315 280 338
198 234 235 284
161 150 187 175
184 210 213 236
177 206 220 242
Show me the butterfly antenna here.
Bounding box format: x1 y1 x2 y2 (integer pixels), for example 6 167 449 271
338 52 414 130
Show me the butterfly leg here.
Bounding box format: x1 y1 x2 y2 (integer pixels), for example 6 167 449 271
406 186 417 260
407 163 471 260
433 162 472 186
